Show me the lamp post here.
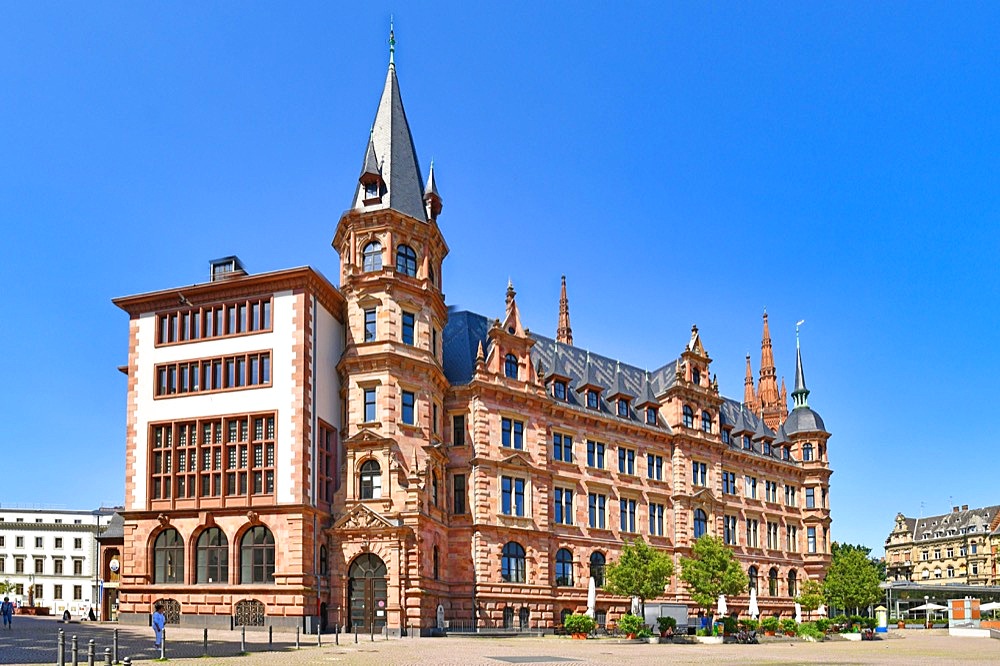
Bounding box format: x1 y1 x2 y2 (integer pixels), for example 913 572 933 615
924 595 930 629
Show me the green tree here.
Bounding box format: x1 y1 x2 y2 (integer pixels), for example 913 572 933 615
604 537 675 617
795 579 825 618
832 542 886 581
0 579 14 596
679 535 748 614
823 545 881 615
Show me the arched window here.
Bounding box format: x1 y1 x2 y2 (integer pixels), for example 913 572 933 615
555 548 573 586
360 460 382 499
319 545 328 576
196 527 228 584
590 552 606 587
768 568 779 596
787 569 797 597
748 566 758 592
802 444 814 461
683 405 694 428
701 411 712 433
153 529 184 584
504 354 518 379
395 245 417 277
782 447 791 461
501 542 526 583
692 369 701 385
693 509 708 538
240 526 275 584
362 241 382 272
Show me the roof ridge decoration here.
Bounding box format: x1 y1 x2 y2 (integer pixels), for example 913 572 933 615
792 319 810 409
501 280 525 336
351 23 428 221
545 340 571 381
556 275 573 346
576 350 602 393
636 369 658 408
607 361 635 400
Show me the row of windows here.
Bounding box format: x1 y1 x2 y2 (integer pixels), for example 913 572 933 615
543 376 659 425
0 536 84 549
921 543 980 560
149 414 276 501
724 432 820 463
693 509 824 553
502 544 607 586
360 386 441 431
0 583 82 601
361 307 440 357
360 241 434 284
157 298 272 345
155 352 271 397
748 566 800 597
681 406 713 432
697 465 828 509
0 557 84 575
152 526 275 584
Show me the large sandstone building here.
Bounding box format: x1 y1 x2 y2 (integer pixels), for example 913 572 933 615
113 39 833 633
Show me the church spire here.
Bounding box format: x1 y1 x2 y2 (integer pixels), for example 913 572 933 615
351 23 427 221
792 320 810 409
757 310 787 429
556 275 573 346
744 353 757 411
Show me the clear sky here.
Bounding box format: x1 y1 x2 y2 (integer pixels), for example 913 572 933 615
2 3 999 556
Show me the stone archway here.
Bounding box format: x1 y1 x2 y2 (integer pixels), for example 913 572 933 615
348 553 387 633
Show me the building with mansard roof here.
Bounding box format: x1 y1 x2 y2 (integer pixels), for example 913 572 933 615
112 34 833 633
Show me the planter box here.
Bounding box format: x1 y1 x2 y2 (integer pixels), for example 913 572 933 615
695 635 724 644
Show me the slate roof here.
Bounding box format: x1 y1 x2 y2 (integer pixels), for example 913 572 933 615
909 505 1000 542
98 512 124 541
783 406 827 434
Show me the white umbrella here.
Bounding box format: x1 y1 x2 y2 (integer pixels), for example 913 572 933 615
631 596 641 615
910 603 947 612
717 594 728 616
586 577 596 618
979 602 1000 612
748 587 759 619
794 602 802 624
817 604 827 617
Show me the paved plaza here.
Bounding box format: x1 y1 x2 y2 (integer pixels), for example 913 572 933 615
2 617 1000 665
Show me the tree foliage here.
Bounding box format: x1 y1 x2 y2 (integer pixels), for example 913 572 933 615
604 537 675 612
832 542 886 581
0 579 14 596
679 535 748 612
795 579 825 614
823 545 882 613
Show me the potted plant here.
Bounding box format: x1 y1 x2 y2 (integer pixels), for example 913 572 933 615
722 615 738 636
656 616 677 638
780 618 798 637
563 613 596 639
761 616 780 636
739 618 759 632
617 613 645 639
814 618 831 634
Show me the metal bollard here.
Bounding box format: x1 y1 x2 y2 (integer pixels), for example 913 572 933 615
203 627 209 657
160 628 166 661
317 627 322 647
295 626 300 649
240 626 246 653
334 624 339 645
104 647 112 666
113 628 119 665
87 639 95 666
354 625 358 643
58 629 66 666
72 635 79 666
123 659 131 666
269 625 273 649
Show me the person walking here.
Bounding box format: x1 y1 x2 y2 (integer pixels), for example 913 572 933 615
1 597 13 629
151 603 166 648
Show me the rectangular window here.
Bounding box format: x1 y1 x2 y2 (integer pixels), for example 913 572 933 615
646 407 657 425
501 476 525 516
553 433 573 463
619 498 637 533
807 527 817 553
432 403 439 434
155 351 272 398
364 387 377 422
501 418 524 450
317 421 337 503
588 493 607 529
73 585 82 600
784 485 797 507
805 487 815 508
54 584 62 600
364 308 377 342
35 537 43 548
74 538 82 549
649 503 665 536
402 311 415 345
54 559 63 574
401 390 415 425
453 473 466 515
765 480 778 503
722 471 737 495
73 560 83 575
34 559 44 574
14 559 24 574
746 518 759 548
766 522 779 550
724 515 738 545
692 461 707 487
618 448 635 475
745 476 757 499
554 488 574 525
156 297 272 346
786 525 798 552
587 440 605 469
647 454 663 480
453 414 465 446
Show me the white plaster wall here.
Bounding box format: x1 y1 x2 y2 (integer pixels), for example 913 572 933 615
312 299 344 504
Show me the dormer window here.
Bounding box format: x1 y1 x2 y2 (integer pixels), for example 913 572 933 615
364 181 379 200
743 435 752 451
504 354 518 380
721 429 730 444
586 390 599 410
645 407 657 425
782 447 791 461
553 380 567 401
763 442 772 456
617 399 629 417
692 369 701 385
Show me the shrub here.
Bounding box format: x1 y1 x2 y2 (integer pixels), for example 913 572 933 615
780 618 798 635
761 616 780 633
739 618 759 631
617 614 646 636
563 613 596 635
849 615 865 628
797 622 824 640
722 616 738 635
656 616 677 634
814 617 831 633
863 617 878 630
636 627 653 638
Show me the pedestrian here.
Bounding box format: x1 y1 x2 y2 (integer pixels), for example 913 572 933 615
88 606 97 621
1 596 13 629
152 603 166 648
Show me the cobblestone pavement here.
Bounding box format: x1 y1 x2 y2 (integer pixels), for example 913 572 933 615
2 618 999 665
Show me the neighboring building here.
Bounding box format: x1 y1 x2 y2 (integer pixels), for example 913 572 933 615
96 513 124 621
885 505 1000 586
114 38 834 632
0 508 115 616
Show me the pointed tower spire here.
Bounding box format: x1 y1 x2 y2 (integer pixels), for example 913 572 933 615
351 23 427 221
423 160 442 220
502 280 525 336
744 353 757 410
556 275 573 345
792 320 810 409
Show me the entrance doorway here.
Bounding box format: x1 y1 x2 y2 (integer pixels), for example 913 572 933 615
348 553 387 633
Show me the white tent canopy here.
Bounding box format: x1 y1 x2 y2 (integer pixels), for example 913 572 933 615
909 602 948 612
978 602 1000 612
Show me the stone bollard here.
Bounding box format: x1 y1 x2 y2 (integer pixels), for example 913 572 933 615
58 629 66 666
317 627 322 647
87 639 95 666
354 626 358 644
72 635 79 666
123 659 131 666
203 627 209 657
113 628 119 664
295 626 300 649
334 624 339 646
104 647 112 666
240 626 246 653
159 629 166 661
269 625 273 649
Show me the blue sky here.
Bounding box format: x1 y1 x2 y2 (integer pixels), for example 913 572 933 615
2 3 999 556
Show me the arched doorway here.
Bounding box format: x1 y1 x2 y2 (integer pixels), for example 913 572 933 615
348 553 387 633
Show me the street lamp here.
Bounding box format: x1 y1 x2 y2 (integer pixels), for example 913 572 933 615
924 595 930 629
